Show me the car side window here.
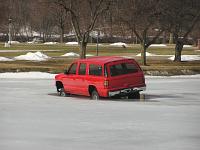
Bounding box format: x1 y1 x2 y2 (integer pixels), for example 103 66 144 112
89 64 102 76
68 63 77 74
78 63 86 75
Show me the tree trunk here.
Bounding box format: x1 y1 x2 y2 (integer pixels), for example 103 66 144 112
60 27 64 43
174 40 183 62
80 42 87 59
141 42 147 65
169 33 174 44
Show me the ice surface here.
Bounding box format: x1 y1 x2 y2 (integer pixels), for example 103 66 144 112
0 77 200 150
14 51 50 61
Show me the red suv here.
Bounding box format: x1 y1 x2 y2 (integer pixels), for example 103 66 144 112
55 56 146 99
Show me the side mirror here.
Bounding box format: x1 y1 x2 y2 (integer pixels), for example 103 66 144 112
64 69 68 74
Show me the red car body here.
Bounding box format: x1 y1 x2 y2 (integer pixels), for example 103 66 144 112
55 56 146 99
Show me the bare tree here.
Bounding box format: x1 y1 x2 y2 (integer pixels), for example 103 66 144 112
53 0 110 58
161 0 200 62
117 0 164 65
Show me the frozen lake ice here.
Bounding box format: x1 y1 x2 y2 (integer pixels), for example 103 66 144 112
0 76 200 150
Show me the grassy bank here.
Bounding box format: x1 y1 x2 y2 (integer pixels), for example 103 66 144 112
0 43 200 75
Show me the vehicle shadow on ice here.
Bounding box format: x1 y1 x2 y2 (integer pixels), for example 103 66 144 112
48 93 183 102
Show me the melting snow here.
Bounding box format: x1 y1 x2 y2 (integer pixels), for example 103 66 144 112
183 45 192 48
65 42 78 45
86 54 94 57
110 42 127 47
168 55 200 61
0 57 13 61
14 51 50 61
149 44 167 47
62 52 80 57
44 42 58 45
136 52 156 56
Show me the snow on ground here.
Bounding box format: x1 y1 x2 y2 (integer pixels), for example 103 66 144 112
65 42 78 45
86 54 94 57
10 41 20 44
183 45 193 48
0 72 56 79
168 55 200 61
149 44 167 47
0 57 13 61
14 51 50 61
62 52 80 57
110 42 127 47
43 42 58 45
136 52 157 56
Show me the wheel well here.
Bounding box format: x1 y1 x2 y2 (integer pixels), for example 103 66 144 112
88 85 97 95
56 81 63 92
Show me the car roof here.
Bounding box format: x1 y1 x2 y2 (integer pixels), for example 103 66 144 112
76 56 134 64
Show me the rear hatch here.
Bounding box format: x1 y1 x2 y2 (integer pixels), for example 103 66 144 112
106 59 145 90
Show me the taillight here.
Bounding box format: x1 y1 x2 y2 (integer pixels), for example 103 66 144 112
104 80 109 88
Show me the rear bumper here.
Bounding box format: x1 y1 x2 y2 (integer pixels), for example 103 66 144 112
108 86 146 97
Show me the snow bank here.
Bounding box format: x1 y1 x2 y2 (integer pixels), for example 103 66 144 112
62 52 80 57
110 42 127 47
65 42 78 45
149 44 167 47
86 54 94 57
10 41 20 44
0 57 13 61
14 51 50 61
44 42 58 45
136 52 156 56
183 45 192 48
0 72 56 79
168 55 200 61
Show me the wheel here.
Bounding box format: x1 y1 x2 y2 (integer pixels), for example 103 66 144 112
58 87 67 97
91 90 100 100
128 91 140 99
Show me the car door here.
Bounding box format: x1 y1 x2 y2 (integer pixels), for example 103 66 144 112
75 63 89 96
62 62 78 94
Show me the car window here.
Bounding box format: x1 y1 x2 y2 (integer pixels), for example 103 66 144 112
110 63 138 76
68 63 77 74
78 63 86 75
89 64 102 76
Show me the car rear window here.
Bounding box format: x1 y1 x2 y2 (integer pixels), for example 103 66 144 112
89 64 102 76
110 62 138 77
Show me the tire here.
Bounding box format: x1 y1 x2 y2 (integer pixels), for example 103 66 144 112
91 90 100 100
58 87 67 97
128 91 140 99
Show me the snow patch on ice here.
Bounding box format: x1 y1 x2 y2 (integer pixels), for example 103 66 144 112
136 52 156 56
168 55 200 61
0 57 13 61
150 44 167 47
0 72 56 79
62 52 80 57
65 42 78 45
110 42 127 47
14 51 50 61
